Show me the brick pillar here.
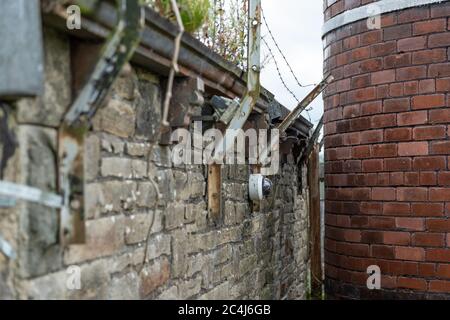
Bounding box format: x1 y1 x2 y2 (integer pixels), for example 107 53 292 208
323 0 450 299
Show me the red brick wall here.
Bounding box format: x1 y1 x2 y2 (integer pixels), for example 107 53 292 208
323 0 450 299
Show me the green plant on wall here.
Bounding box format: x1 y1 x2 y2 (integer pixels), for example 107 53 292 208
146 0 248 69
200 0 248 69
148 0 210 33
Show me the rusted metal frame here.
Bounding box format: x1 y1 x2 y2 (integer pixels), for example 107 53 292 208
42 3 313 136
319 137 325 151
308 144 322 299
213 0 262 161
303 116 324 160
0 181 63 209
207 0 261 216
259 76 331 176
277 75 333 134
58 0 145 244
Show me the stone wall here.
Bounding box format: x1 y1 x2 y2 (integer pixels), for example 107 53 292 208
0 27 310 299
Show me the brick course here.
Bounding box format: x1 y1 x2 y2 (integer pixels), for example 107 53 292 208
323 0 450 299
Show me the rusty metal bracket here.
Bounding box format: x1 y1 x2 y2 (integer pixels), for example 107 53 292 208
303 115 324 160
260 76 333 176
207 0 261 218
58 0 145 244
213 0 261 162
277 75 333 134
209 96 241 126
0 181 63 209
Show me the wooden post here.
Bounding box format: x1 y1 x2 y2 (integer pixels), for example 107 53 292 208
308 144 322 299
208 164 222 224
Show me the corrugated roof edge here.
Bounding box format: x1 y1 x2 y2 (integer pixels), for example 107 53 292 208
42 1 313 138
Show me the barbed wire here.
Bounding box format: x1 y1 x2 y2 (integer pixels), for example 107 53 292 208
261 7 316 90
262 37 299 104
261 7 318 122
262 37 313 122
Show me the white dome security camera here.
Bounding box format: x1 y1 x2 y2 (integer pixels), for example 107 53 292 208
249 174 273 201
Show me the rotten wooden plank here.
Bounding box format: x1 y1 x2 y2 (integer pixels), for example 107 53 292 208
308 144 322 299
207 164 222 225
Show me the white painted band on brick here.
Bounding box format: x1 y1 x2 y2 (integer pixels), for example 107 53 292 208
322 0 446 37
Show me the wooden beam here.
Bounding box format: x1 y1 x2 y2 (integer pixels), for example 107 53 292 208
207 164 222 224
308 144 322 299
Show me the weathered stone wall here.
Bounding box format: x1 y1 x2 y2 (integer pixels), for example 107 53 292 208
0 27 310 299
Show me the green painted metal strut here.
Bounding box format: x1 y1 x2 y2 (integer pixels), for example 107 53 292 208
58 0 145 244
213 0 262 162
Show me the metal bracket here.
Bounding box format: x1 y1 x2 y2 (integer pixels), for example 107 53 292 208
213 0 261 162
0 234 16 260
303 116 324 160
260 76 333 176
209 96 241 126
58 0 145 244
206 0 261 220
277 75 333 134
0 180 62 209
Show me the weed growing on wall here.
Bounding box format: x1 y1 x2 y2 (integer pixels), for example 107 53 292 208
147 0 248 69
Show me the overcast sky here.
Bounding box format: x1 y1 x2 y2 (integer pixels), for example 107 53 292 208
260 0 324 125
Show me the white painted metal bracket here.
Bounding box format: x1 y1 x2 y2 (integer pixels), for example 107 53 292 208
58 0 145 244
0 234 16 260
213 0 261 162
322 0 446 37
0 180 63 209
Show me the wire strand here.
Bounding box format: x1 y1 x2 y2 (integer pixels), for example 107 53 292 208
262 37 300 104
261 7 315 122
261 7 316 89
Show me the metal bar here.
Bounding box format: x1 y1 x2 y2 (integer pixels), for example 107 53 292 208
277 75 333 134
58 0 145 244
304 116 324 159
0 234 16 260
323 0 445 37
42 2 313 135
0 181 62 209
0 0 44 98
259 77 331 176
63 0 145 124
319 137 325 151
213 0 261 161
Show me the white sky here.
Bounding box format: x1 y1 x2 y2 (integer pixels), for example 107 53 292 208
260 0 324 125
